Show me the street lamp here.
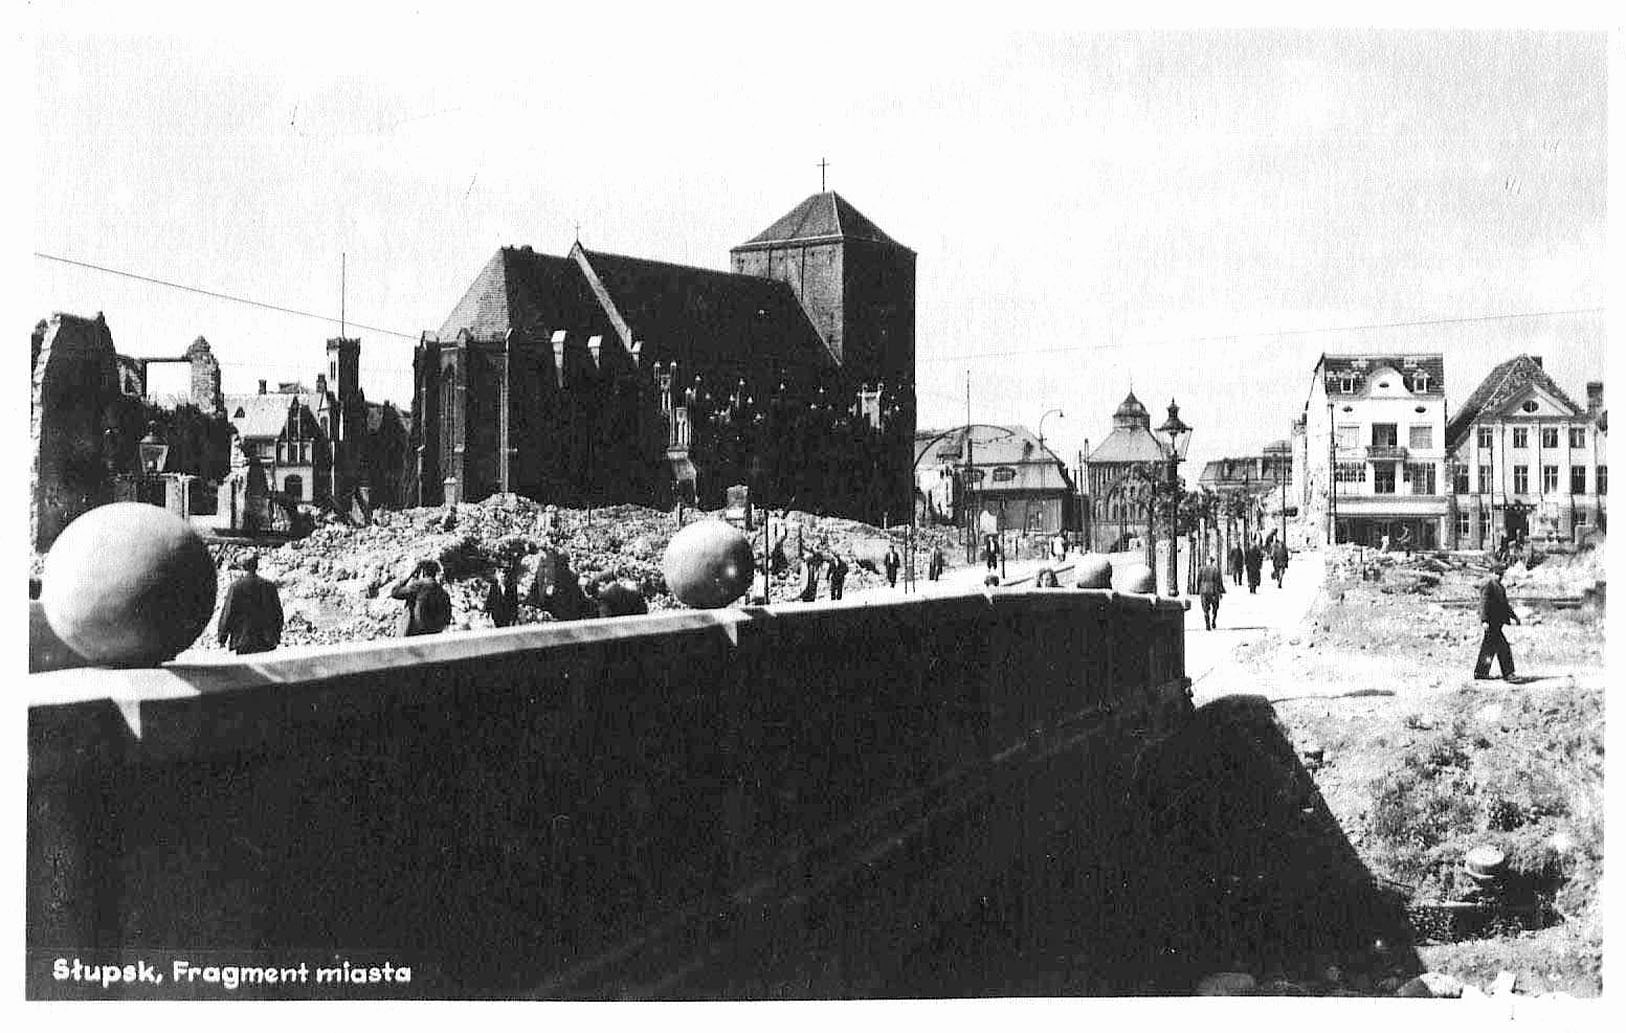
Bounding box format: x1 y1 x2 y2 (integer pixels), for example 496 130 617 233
1038 408 1064 450
1155 400 1192 597
138 422 169 476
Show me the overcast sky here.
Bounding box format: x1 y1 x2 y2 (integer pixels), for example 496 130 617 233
27 7 1611 475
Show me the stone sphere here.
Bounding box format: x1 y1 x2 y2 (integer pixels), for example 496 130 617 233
42 503 218 666
1074 553 1113 589
1113 562 1157 594
662 519 756 609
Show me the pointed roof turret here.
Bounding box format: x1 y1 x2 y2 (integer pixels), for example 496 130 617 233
734 191 910 251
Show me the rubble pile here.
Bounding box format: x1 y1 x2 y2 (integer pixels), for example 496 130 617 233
183 498 957 650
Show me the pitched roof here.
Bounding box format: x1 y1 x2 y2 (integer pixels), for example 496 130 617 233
1317 353 1446 395
1445 354 1586 450
1088 425 1169 465
224 393 318 439
364 401 409 435
433 245 838 379
914 425 1071 491
734 192 909 251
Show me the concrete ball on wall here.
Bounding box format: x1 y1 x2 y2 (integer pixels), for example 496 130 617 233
41 502 218 666
662 519 756 609
1113 562 1157 595
1074 553 1113 589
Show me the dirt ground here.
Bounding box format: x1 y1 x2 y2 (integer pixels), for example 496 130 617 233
1236 542 1606 997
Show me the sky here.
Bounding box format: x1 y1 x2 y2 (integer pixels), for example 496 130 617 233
24 6 1613 477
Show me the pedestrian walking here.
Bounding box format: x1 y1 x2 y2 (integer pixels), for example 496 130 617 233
1195 551 1226 631
928 545 946 581
1227 543 1245 587
1050 530 1068 565
983 533 1000 571
800 551 824 602
484 564 520 628
884 545 901 588
392 559 453 636
1244 540 1264 594
1473 562 1521 680
1270 539 1290 588
828 553 849 600
216 551 283 654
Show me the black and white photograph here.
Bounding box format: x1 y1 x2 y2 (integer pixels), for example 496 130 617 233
19 4 1613 1011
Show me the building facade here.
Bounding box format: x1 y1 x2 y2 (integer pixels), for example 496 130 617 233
412 191 916 522
1445 356 1606 547
1297 353 1450 549
914 425 1074 534
1083 392 1173 552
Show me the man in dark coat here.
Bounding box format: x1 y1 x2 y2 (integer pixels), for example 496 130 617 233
1227 543 1245 586
828 553 849 600
528 549 590 622
1195 552 1226 631
800 551 824 602
1243 540 1264 594
216 552 283 654
884 546 901 588
484 565 520 628
1270 539 1290 588
928 545 946 581
1474 563 1521 680
392 559 453 636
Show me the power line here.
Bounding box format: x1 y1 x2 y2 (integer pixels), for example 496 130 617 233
920 306 1606 362
33 251 422 341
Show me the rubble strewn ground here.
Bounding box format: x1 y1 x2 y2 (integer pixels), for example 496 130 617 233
178 496 973 653
1238 541 1606 997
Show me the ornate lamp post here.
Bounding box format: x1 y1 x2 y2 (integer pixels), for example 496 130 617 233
1155 400 1192 597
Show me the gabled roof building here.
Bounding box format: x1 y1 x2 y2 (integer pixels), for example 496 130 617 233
413 190 916 521
1082 391 1175 552
914 425 1075 534
1444 355 1605 547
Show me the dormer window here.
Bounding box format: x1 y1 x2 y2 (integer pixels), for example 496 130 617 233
1521 400 1539 413
1339 376 1357 393
1411 372 1430 392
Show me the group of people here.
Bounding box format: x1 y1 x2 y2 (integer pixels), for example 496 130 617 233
796 543 903 602
1195 534 1292 631
212 545 648 657
1224 535 1291 595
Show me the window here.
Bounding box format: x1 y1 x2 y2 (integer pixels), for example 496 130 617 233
1372 424 1398 448
1575 511 1588 526
1339 376 1357 393
1599 466 1608 495
1374 463 1397 494
1521 400 1539 413
1568 426 1586 449
1571 466 1587 494
1453 466 1470 493
1541 427 1559 449
1512 428 1529 448
991 467 1016 482
1407 463 1436 495
1513 466 1529 494
1478 465 1492 493
1334 462 1366 483
1477 426 1493 449
1409 425 1433 449
1413 372 1431 392
1335 424 1360 449
1542 465 1559 493
1455 511 1471 538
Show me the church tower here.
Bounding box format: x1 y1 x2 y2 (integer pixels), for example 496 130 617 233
730 192 915 399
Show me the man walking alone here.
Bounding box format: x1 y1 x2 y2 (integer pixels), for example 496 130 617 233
1195 552 1226 631
1474 562 1521 680
216 552 283 654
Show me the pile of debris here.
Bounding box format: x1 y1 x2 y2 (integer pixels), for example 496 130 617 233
183 497 959 651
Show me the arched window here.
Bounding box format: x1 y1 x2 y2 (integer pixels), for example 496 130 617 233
283 474 304 500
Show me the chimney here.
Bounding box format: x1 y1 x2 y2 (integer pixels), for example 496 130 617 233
1587 381 1603 417
316 373 328 396
258 379 267 395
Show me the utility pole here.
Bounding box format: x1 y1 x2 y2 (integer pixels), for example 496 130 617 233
964 372 975 563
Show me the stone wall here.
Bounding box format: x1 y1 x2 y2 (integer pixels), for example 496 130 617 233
30 313 121 551
27 588 1189 998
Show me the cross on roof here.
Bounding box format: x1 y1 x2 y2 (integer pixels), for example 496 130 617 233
817 157 829 192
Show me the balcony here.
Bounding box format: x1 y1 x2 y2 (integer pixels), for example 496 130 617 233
1366 445 1409 461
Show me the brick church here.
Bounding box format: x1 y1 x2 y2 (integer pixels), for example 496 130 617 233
411 191 916 522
